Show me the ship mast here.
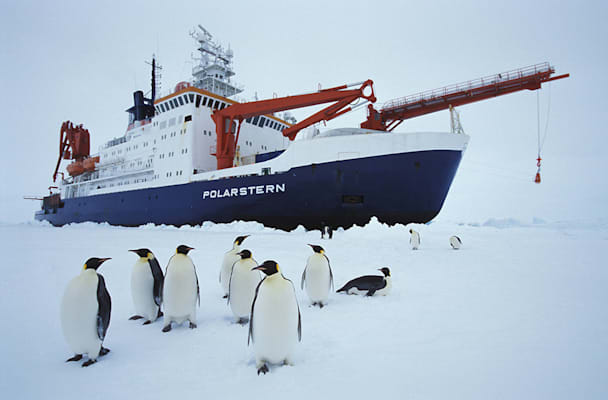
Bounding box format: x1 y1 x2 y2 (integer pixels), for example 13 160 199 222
190 25 242 97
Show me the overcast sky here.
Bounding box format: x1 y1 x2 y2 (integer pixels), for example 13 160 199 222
1 0 606 223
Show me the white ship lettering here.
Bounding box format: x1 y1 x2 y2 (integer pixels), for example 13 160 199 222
202 184 286 199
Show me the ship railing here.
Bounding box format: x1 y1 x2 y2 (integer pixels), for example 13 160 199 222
382 62 553 110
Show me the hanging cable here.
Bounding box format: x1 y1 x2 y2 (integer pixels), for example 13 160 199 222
535 90 542 184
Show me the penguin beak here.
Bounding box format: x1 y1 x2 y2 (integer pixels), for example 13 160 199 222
100 258 112 263
251 266 265 271
307 244 314 248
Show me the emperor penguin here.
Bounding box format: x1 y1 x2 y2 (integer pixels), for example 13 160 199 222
228 249 262 324
162 245 199 332
450 235 462 250
220 235 250 298
336 267 392 296
301 244 334 308
409 228 420 250
128 248 164 325
249 260 302 375
60 257 112 367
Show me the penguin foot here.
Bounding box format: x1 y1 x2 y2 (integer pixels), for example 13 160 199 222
66 354 83 362
143 320 152 325
99 347 110 357
318 303 324 309
162 324 172 333
129 315 143 321
189 322 197 329
237 317 249 325
82 359 97 367
257 364 269 375
157 310 164 318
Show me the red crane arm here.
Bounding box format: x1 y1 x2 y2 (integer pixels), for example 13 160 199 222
212 80 376 170
361 62 569 131
52 121 91 182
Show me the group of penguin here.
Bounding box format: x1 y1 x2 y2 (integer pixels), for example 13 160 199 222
60 228 462 374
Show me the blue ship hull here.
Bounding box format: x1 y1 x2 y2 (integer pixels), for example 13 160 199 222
35 149 462 230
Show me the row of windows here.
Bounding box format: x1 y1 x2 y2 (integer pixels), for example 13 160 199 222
165 170 184 177
154 93 286 132
155 93 229 114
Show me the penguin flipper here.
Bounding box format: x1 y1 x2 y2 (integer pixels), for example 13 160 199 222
227 261 237 305
194 264 200 307
324 254 334 291
96 274 112 341
248 278 264 346
297 306 302 342
300 267 306 290
149 257 164 307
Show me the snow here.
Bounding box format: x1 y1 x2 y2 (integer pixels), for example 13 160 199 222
1 216 607 399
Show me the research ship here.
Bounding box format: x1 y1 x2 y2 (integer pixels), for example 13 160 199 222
34 25 567 230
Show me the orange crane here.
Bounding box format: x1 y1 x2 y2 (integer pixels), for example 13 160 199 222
211 80 376 170
361 62 569 131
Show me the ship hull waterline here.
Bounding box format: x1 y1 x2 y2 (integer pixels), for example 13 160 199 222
35 149 463 231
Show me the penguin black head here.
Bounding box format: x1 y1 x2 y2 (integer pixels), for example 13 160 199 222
84 257 111 271
308 244 324 254
378 267 391 277
234 235 250 245
409 229 413 234
252 260 280 276
129 248 153 258
176 245 194 255
237 249 252 259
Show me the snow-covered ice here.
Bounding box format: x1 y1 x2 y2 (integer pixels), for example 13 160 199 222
0 217 606 399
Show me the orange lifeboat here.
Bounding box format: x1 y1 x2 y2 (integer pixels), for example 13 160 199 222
83 156 100 172
67 161 84 177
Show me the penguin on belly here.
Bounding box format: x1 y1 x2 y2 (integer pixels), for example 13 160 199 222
228 249 261 324
60 257 112 367
249 260 302 375
220 235 250 298
128 248 164 325
162 245 199 333
336 267 392 297
301 244 333 308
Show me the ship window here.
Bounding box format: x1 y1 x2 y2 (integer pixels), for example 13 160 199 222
213 100 220 109
258 117 266 127
185 115 192 122
189 94 194 103
252 116 260 125
195 95 201 107
219 103 226 110
178 97 184 106
168 101 174 110
183 95 189 104
246 117 252 123
202 97 207 106
174 99 180 108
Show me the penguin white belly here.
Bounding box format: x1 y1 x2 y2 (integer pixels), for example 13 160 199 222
221 251 239 295
305 258 331 304
375 277 392 296
229 261 260 319
60 270 100 357
253 279 299 364
131 260 157 321
164 257 197 323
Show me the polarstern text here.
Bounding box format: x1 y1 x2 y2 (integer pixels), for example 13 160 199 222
202 184 286 199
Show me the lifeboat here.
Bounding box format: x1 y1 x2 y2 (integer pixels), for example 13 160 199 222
83 156 100 172
66 161 84 177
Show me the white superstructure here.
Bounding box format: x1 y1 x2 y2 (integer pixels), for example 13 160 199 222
61 26 291 200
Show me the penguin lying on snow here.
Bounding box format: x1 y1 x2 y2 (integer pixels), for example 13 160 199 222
450 235 462 249
220 235 250 298
336 267 392 296
249 260 302 375
162 245 199 333
409 229 420 250
128 248 164 325
61 257 112 367
228 249 261 324
301 244 333 308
